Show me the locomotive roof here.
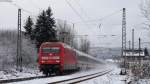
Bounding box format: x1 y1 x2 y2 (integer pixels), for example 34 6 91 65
41 42 63 46
41 42 73 48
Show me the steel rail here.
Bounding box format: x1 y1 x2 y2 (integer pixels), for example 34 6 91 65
48 69 112 84
0 69 112 84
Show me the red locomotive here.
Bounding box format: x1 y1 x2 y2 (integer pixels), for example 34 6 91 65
38 42 101 76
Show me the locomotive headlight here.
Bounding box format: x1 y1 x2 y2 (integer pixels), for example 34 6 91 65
42 57 49 60
56 60 60 63
52 56 60 59
42 56 60 60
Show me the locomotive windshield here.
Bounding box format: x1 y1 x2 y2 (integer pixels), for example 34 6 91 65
42 47 60 53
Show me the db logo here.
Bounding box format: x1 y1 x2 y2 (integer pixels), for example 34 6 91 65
49 53 52 56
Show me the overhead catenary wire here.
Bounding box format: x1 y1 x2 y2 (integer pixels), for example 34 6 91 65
75 9 122 24
73 0 91 20
56 0 122 29
8 0 122 30
69 0 122 25
60 1 122 40
64 0 85 23
8 1 37 18
30 0 43 12
64 0 91 28
10 2 32 14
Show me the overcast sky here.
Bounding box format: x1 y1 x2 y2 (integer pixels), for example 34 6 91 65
0 0 149 48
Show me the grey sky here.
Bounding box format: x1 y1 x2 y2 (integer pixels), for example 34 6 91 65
0 0 149 48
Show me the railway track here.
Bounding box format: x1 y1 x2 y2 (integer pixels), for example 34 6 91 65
48 69 112 84
0 69 112 84
0 71 79 84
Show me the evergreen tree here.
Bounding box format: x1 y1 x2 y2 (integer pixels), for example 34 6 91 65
46 7 56 40
24 16 33 38
34 7 56 48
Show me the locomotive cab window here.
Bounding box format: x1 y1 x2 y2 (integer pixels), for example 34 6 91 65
42 47 60 53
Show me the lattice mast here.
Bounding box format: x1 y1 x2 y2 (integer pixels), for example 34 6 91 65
122 8 126 67
16 9 22 72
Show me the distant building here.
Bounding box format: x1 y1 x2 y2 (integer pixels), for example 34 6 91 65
123 48 149 68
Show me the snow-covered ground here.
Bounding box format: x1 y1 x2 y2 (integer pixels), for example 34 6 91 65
0 62 131 84
80 65 127 84
6 64 110 84
0 68 42 80
138 79 150 84
3 64 129 84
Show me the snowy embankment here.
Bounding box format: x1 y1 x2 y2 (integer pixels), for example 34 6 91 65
0 68 42 80
0 30 39 80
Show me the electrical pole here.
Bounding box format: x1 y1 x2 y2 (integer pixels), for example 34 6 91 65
129 40 131 50
139 38 141 56
139 38 141 64
138 37 141 77
63 20 66 43
98 23 101 32
16 9 22 72
122 8 126 68
72 23 74 47
132 29 134 57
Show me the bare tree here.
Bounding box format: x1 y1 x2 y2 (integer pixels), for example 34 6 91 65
79 38 90 54
141 0 150 29
56 19 78 48
140 0 150 79
0 30 38 71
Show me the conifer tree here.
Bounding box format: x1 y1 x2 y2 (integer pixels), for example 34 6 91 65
24 16 33 38
34 7 56 48
46 7 56 40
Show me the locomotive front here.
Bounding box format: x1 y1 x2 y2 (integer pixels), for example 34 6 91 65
38 42 64 76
